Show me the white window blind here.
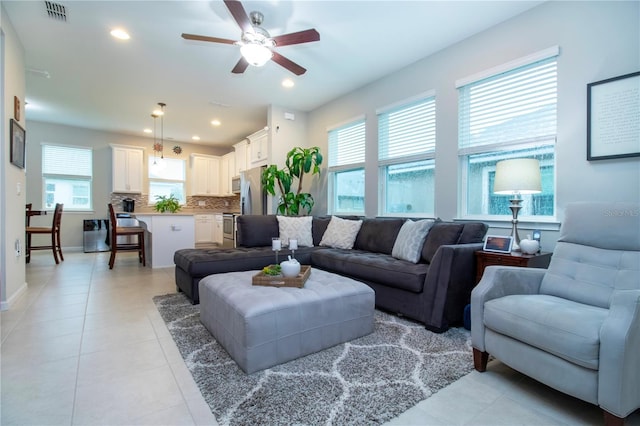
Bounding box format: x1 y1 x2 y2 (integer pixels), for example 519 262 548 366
458 56 557 152
328 120 365 167
43 144 92 177
378 97 435 162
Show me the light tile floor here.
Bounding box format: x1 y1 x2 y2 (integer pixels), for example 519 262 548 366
2 251 639 425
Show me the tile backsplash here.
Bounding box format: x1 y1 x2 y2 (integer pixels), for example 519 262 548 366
110 193 241 212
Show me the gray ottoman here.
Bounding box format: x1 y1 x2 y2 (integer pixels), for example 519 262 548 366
199 268 375 374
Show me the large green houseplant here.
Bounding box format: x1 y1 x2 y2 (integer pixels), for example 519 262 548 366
261 147 323 215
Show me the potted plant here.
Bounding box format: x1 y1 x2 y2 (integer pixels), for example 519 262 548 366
154 194 181 213
262 147 323 215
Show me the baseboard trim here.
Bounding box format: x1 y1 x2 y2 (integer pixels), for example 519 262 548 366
0 282 28 311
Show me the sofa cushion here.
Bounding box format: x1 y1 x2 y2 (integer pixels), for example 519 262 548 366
174 246 318 277
354 218 404 255
458 222 488 244
312 249 429 293
312 216 332 246
236 215 278 247
277 215 313 247
392 219 435 263
320 216 363 249
422 223 464 263
484 294 607 370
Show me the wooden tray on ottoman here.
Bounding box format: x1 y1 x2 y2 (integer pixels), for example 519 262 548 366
252 265 311 288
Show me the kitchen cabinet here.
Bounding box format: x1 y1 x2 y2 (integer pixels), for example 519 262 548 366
135 214 195 268
233 139 248 175
191 154 220 196
220 152 235 195
111 145 143 193
194 214 214 243
249 129 268 166
214 214 223 244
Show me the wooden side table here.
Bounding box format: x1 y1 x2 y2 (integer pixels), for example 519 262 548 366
475 250 552 284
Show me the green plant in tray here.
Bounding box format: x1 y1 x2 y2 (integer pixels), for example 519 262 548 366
262 264 282 276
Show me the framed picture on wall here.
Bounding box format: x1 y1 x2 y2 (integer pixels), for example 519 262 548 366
10 119 26 169
587 71 640 161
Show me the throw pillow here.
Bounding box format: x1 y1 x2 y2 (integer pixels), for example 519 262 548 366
276 215 313 247
319 216 363 249
392 219 435 263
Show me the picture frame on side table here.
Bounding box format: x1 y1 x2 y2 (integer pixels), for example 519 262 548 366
587 71 640 161
483 235 514 253
10 119 26 169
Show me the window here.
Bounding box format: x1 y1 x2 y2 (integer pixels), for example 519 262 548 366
42 144 93 210
378 95 436 215
148 158 186 204
327 119 365 214
458 48 558 219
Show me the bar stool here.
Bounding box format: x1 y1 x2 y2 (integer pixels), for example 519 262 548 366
108 203 146 269
26 203 64 264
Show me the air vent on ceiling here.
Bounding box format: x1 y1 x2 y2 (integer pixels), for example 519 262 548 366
45 1 67 21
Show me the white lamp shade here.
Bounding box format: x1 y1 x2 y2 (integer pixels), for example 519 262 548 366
494 158 542 195
240 43 273 67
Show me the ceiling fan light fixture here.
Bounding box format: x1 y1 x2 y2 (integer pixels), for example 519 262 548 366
240 43 273 67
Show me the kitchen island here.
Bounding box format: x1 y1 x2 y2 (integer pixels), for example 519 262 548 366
135 213 195 268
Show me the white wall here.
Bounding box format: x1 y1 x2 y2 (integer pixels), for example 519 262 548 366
307 1 640 251
24 120 230 249
1 5 27 309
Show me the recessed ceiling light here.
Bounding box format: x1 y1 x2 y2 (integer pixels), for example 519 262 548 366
192 135 201 141
110 28 130 40
143 128 152 134
211 119 221 126
282 78 294 88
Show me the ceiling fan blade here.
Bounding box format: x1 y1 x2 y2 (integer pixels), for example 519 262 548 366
272 29 320 47
224 0 252 33
271 52 307 76
181 33 236 45
231 57 250 74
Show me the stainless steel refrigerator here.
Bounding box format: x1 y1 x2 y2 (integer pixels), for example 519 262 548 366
240 165 267 215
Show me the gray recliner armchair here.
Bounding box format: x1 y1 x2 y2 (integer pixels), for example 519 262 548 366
471 202 640 425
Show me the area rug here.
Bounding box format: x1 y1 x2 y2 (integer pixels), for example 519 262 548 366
153 293 473 426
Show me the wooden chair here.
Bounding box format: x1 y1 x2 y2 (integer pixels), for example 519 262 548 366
26 203 64 264
108 203 146 269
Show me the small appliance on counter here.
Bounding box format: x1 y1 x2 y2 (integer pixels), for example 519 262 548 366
122 198 135 212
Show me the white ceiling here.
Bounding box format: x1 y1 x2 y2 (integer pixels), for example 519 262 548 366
4 0 543 148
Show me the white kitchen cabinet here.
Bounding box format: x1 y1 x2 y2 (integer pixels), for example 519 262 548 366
233 139 248 175
213 214 223 244
135 214 195 268
220 152 235 195
111 145 144 193
191 154 220 196
194 214 214 243
249 129 268 166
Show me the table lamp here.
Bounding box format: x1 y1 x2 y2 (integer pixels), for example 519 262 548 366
493 158 542 250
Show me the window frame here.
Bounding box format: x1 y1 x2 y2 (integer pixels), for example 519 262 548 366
377 92 436 217
147 157 187 205
457 48 559 222
41 143 93 211
327 117 366 216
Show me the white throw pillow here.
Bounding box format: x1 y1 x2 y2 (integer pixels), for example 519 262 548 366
319 216 363 249
276 215 313 247
391 219 435 263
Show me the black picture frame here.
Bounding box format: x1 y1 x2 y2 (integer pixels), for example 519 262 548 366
587 71 640 161
10 119 26 169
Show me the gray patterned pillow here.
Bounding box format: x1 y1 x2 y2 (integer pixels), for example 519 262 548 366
277 215 313 247
319 216 363 249
392 219 435 263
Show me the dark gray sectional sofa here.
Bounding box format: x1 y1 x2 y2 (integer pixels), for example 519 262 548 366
174 215 487 332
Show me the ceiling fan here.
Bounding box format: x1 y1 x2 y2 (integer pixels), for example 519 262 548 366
182 0 320 76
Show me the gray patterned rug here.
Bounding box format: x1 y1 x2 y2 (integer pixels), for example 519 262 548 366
153 293 473 426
